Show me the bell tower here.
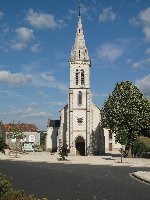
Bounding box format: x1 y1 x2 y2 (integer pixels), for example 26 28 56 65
67 2 92 155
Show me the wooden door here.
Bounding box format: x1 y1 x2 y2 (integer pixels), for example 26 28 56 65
109 143 112 151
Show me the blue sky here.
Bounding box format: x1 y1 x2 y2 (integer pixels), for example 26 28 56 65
0 0 150 130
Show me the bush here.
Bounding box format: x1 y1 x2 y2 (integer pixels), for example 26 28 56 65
58 144 68 161
0 136 7 154
0 173 47 200
132 140 148 158
142 151 150 159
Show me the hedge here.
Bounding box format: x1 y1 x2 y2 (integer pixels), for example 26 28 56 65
0 173 47 200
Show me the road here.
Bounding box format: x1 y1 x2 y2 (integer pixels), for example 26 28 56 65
0 160 150 200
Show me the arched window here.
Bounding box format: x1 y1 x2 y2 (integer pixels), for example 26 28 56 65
78 91 82 105
76 69 79 85
79 50 80 59
81 69 84 85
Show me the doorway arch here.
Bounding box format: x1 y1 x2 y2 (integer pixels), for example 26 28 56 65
75 136 85 156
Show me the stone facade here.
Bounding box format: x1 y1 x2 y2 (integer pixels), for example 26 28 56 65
57 15 105 156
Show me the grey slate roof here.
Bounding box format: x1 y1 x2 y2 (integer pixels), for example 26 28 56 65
47 119 60 127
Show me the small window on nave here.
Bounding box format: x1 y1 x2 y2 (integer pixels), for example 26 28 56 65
81 69 84 85
78 91 82 105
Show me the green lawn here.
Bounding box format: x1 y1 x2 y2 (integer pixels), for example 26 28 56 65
138 137 150 149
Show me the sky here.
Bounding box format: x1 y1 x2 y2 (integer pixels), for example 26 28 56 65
0 0 150 130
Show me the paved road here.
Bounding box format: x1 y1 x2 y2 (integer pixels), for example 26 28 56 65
0 160 150 200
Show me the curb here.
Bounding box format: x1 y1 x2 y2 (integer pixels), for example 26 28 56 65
131 172 150 185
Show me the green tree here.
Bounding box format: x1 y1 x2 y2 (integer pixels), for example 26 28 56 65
7 121 25 158
101 81 150 157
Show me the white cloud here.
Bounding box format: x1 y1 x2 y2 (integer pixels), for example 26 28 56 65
37 91 49 98
129 17 140 26
80 3 88 15
126 58 133 64
139 7 150 41
91 0 96 3
38 73 68 91
97 43 123 62
143 26 150 41
15 27 34 41
49 102 66 106
0 11 4 19
0 70 67 91
0 70 32 84
12 27 34 50
99 7 116 22
0 90 25 99
132 58 150 68
26 9 63 29
2 108 49 118
11 42 27 50
145 48 150 55
69 9 77 15
136 74 150 98
31 43 41 53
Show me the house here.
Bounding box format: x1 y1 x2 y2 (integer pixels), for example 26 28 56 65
4 123 40 146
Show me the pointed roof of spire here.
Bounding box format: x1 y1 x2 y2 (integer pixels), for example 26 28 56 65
69 2 90 62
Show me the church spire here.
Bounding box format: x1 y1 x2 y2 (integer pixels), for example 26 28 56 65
69 2 90 62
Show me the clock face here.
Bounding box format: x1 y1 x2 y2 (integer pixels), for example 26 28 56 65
77 117 83 125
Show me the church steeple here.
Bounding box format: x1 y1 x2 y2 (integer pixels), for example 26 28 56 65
69 2 90 62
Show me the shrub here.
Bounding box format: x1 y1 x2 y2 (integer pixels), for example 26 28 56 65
0 173 47 200
58 144 68 161
132 140 147 158
0 136 7 154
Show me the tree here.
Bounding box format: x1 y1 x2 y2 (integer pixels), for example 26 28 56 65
58 143 68 161
7 121 25 157
40 131 47 149
101 81 150 157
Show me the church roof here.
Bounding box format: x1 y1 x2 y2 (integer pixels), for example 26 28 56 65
47 119 60 127
69 13 90 62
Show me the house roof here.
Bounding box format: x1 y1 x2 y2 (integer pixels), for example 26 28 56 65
47 119 60 127
4 123 39 132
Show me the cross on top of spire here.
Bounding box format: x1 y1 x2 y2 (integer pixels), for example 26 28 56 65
78 0 81 17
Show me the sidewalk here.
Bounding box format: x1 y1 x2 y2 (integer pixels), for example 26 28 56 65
0 151 150 184
132 171 150 185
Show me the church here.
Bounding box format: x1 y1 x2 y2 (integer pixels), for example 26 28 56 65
46 6 121 156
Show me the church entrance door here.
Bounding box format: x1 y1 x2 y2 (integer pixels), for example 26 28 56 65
75 136 85 156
